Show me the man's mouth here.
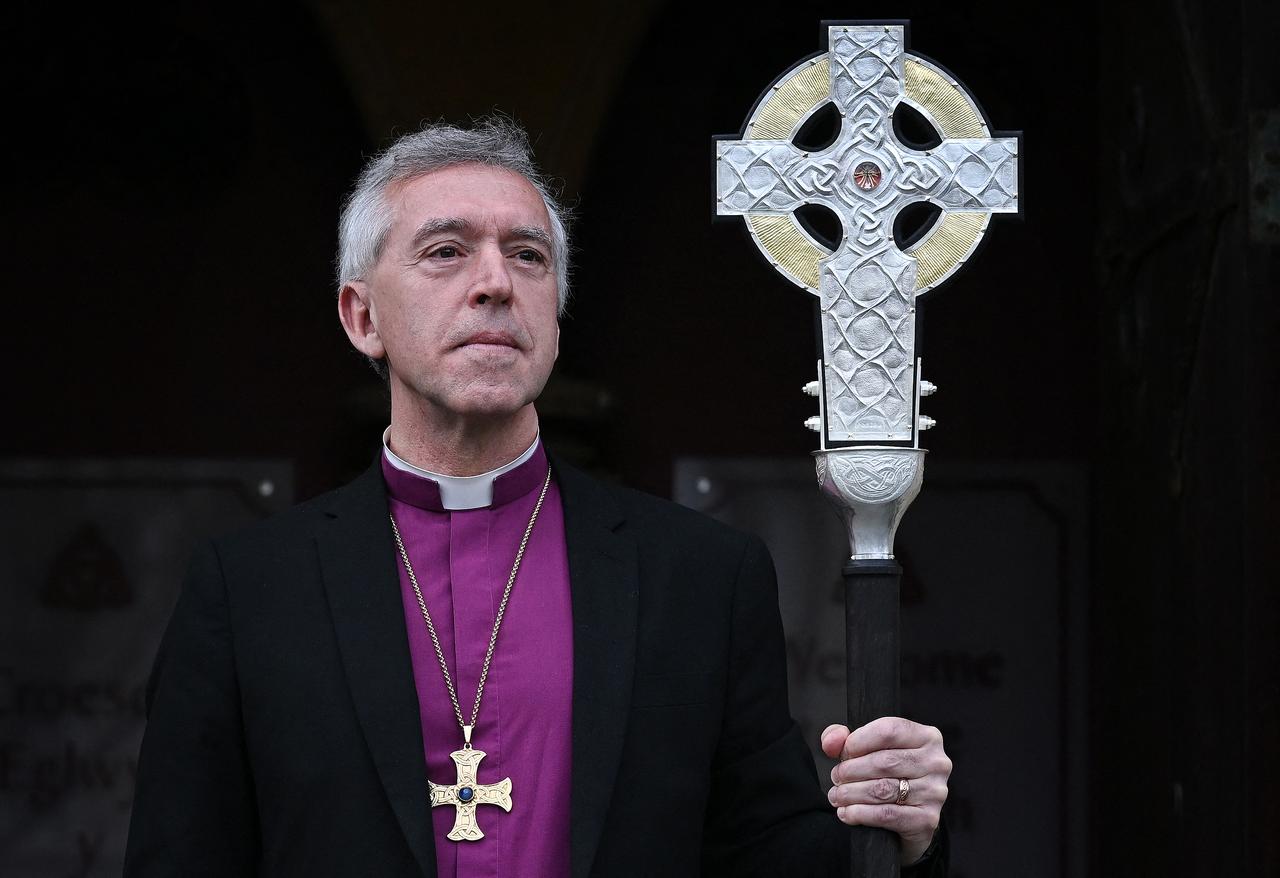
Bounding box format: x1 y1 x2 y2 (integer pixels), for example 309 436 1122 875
459 330 521 350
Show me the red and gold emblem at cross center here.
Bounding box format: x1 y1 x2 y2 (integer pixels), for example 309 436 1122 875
853 161 882 191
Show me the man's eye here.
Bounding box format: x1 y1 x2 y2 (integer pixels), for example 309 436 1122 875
431 246 459 259
517 249 546 263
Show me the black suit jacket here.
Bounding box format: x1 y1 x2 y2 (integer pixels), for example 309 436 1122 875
125 456 945 877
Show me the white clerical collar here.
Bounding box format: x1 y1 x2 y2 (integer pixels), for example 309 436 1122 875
381 428 540 511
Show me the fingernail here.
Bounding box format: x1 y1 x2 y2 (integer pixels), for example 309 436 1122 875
837 806 848 820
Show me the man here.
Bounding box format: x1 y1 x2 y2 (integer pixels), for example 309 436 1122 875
124 118 951 877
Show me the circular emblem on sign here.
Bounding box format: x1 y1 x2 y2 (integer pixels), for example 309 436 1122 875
853 161 882 191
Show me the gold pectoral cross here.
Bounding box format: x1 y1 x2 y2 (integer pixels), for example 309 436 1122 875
428 743 513 842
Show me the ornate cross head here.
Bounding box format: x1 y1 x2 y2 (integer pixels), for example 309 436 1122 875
715 21 1020 448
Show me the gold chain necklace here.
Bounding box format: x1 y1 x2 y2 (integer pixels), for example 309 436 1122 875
387 463 551 842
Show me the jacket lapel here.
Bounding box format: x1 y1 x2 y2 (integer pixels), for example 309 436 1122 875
315 462 436 878
553 457 640 878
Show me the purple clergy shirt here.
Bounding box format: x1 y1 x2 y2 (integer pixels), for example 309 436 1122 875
382 442 573 878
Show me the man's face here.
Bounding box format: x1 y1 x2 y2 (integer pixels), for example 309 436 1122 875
352 163 560 421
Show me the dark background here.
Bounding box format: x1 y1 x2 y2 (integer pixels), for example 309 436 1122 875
3 0 1277 874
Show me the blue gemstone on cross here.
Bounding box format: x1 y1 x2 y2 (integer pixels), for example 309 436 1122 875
458 786 474 803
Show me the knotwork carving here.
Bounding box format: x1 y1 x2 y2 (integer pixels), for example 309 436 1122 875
815 447 926 560
819 451 920 504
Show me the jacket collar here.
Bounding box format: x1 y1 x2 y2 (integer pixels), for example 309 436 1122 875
316 461 437 877
551 453 640 878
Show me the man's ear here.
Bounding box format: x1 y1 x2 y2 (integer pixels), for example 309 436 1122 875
337 281 386 361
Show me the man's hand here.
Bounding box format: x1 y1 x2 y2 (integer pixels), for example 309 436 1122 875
820 717 951 866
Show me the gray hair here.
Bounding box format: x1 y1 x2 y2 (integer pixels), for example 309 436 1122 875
337 117 572 376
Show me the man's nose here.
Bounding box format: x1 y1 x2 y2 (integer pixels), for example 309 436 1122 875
468 244 514 307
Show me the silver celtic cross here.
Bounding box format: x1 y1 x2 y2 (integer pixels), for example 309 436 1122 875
716 22 1018 446
715 22 1018 559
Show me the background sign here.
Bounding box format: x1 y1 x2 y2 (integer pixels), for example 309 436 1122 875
0 459 292 877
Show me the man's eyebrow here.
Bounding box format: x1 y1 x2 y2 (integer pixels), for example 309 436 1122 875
408 217 474 252
508 225 553 249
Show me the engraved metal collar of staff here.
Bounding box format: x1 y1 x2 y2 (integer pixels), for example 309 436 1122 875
714 22 1019 560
